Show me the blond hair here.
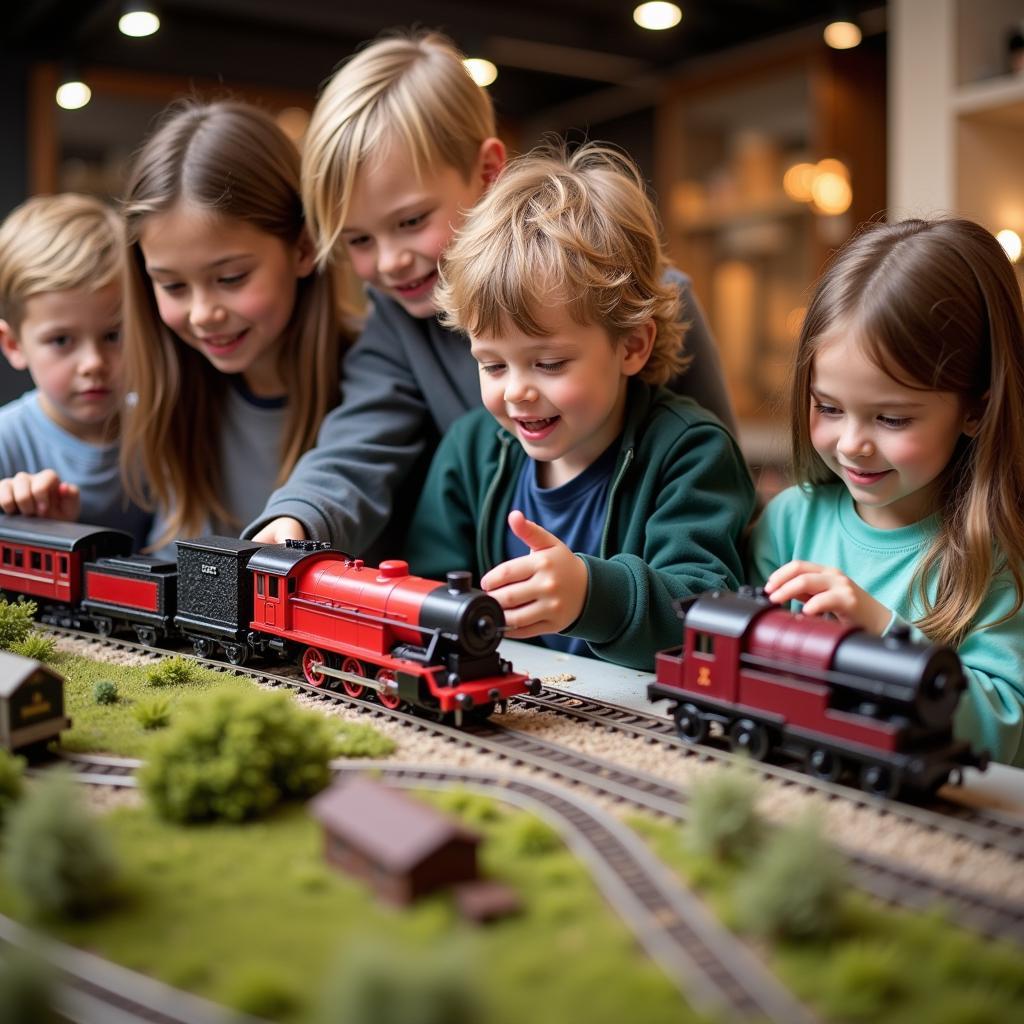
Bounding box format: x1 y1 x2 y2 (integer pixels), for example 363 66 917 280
0 194 124 329
303 29 495 266
435 142 687 386
121 99 345 545
791 218 1024 647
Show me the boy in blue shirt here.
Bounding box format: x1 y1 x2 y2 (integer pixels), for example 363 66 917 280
405 144 755 670
0 194 151 548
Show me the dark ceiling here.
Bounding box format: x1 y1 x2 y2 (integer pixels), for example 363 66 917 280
8 0 886 131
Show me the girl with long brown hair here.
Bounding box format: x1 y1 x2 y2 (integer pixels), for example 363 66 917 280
751 218 1024 766
120 99 346 550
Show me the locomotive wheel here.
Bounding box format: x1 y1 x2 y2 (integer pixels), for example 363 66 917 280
302 646 328 686
859 764 899 800
673 703 709 744
376 669 403 710
728 719 770 761
93 616 114 638
807 747 842 783
192 637 213 658
135 625 158 646
223 643 250 666
341 658 366 698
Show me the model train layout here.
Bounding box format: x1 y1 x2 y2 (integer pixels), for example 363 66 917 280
0 515 539 724
650 588 988 799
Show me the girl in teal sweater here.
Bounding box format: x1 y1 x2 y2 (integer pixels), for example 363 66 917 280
751 219 1024 766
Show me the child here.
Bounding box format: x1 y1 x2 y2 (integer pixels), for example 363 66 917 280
750 218 1024 766
404 143 755 670
247 30 737 558
0 193 151 548
119 99 346 551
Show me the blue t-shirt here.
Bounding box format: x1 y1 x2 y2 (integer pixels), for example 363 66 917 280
505 441 620 655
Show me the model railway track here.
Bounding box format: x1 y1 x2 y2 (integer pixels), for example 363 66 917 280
48 627 1024 944
515 689 1024 859
52 752 812 1023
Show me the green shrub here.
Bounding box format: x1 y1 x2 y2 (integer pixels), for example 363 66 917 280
817 942 911 1020
134 697 171 731
0 950 61 1024
733 813 847 941
93 679 119 705
505 816 562 857
146 655 194 688
0 597 37 650
9 632 57 663
222 965 301 1020
139 689 334 822
332 720 397 758
4 770 121 921
687 762 762 863
312 936 481 1024
0 749 26 828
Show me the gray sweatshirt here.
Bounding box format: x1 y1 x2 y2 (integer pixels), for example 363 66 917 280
245 268 736 558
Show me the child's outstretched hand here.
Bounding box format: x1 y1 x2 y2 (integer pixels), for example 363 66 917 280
763 560 892 635
0 470 80 521
251 516 307 544
479 510 589 639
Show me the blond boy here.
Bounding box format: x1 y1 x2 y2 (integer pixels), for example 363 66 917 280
0 194 151 546
247 30 736 560
405 144 755 669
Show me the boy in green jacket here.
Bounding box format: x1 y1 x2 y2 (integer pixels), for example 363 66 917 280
405 143 755 670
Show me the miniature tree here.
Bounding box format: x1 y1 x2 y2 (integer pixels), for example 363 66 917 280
146 655 194 687
139 688 335 822
134 697 171 730
0 597 37 651
4 770 121 921
312 935 481 1024
93 679 119 705
9 632 57 663
0 749 26 828
733 812 848 941
686 762 762 863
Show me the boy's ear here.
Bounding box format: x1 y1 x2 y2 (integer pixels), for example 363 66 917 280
476 137 507 189
0 320 28 372
620 320 657 377
294 228 317 279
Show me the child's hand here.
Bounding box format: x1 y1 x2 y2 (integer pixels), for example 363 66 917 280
0 470 80 521
479 510 589 639
251 516 307 544
763 560 892 635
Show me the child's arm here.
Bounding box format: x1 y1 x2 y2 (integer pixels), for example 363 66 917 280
0 469 80 520
480 511 588 637
762 560 892 634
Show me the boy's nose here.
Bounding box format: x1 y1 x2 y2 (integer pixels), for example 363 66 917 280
503 377 537 404
378 241 413 277
78 339 108 373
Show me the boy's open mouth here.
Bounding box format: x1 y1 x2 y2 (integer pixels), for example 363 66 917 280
515 416 560 439
393 270 437 295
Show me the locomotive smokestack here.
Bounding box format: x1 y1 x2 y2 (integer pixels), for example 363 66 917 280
447 571 472 594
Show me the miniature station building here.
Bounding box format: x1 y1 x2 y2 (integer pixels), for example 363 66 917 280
0 650 69 755
309 775 520 922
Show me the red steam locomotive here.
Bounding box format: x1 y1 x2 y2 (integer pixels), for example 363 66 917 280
649 588 987 799
0 516 539 722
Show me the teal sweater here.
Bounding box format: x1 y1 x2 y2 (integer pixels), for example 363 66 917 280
750 484 1024 767
405 379 756 670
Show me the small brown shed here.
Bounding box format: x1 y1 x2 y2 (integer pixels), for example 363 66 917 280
309 776 481 905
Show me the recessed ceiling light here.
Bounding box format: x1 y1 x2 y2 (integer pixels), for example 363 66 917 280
56 79 91 110
464 58 498 88
633 3 682 31
119 4 160 38
824 20 861 49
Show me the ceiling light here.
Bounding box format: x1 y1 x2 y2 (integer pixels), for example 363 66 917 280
56 76 91 111
997 229 1022 263
633 3 682 31
824 20 861 49
119 4 160 38
463 58 498 88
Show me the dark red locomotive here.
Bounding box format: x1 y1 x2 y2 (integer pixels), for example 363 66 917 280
649 588 987 799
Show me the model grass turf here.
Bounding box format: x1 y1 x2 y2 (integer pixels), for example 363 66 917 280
0 749 25 827
0 792 693 1024
44 651 396 759
631 813 1024 1023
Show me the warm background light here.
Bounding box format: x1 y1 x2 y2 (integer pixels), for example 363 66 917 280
56 80 91 110
811 169 852 215
996 229 1023 263
782 162 816 202
119 9 160 38
633 2 682 31
463 57 498 87
823 20 862 49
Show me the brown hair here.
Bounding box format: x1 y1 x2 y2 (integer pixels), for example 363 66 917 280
435 141 687 386
791 218 1024 646
0 193 123 330
302 29 496 266
121 99 345 545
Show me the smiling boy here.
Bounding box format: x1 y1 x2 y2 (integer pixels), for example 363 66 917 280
246 30 737 559
404 144 755 669
0 194 151 546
